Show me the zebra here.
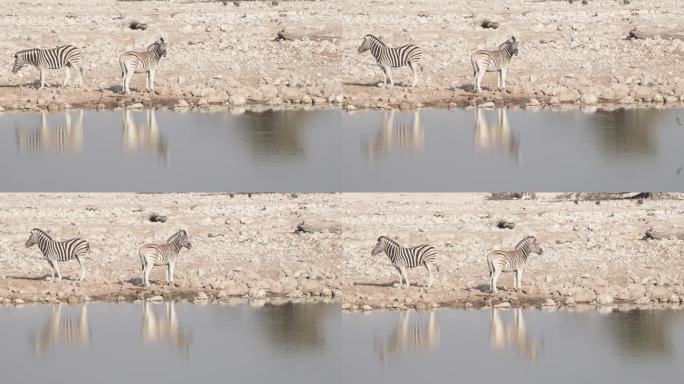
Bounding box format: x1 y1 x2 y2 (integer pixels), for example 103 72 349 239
25 228 90 281
371 236 438 288
357 34 423 88
487 235 543 294
12 45 83 89
471 36 519 94
119 37 167 95
139 229 192 287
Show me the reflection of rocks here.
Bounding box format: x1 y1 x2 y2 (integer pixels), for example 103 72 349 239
31 304 90 358
142 302 192 354
367 111 424 161
603 310 675 359
15 110 84 156
257 302 334 351
474 108 519 161
376 311 439 363
122 109 168 162
489 309 540 360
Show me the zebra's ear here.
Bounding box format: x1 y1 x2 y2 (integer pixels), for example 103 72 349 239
510 36 516 42
159 37 165 43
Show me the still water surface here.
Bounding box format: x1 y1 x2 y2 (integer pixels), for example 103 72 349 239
0 108 682 191
0 303 682 383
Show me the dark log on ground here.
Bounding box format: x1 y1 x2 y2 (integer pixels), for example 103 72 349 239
129 21 147 30
275 29 339 42
627 27 684 41
148 213 167 223
642 228 684 241
480 19 499 29
294 220 343 234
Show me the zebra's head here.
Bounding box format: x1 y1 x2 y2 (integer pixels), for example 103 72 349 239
169 229 192 250
358 34 381 54
371 236 388 256
12 52 25 74
518 235 542 255
148 38 167 59
25 228 42 248
505 36 519 56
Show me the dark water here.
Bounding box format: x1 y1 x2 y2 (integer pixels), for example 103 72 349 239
0 108 682 191
1 303 683 384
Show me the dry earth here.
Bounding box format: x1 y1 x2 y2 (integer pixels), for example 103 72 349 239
0 0 682 112
1 193 683 311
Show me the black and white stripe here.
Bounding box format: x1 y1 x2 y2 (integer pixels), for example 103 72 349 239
25 228 89 281
471 36 519 93
371 236 438 288
139 229 192 287
358 34 423 87
487 235 543 293
120 37 168 95
12 45 83 89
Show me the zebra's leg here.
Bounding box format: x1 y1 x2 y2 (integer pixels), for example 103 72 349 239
39 69 45 89
47 259 56 280
497 70 501 90
425 263 433 288
53 262 62 282
501 68 507 91
169 262 175 285
387 67 394 88
75 256 85 281
393 265 403 287
399 266 409 288
165 264 170 284
517 268 524 290
63 66 71 87
143 264 153 287
149 69 156 92
380 66 388 87
409 62 417 87
491 268 501 293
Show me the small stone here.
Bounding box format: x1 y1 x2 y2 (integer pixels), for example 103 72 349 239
579 94 598 105
248 288 266 299
127 103 144 109
527 98 540 106
148 295 164 302
14 298 25 305
195 292 209 300
228 95 247 106
543 298 556 307
217 290 227 299
361 304 372 311
494 301 511 308
479 101 496 109
565 297 576 306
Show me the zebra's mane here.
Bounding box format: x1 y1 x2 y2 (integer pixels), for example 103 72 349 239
515 236 534 249
365 34 386 47
15 48 41 56
167 230 186 244
378 235 399 246
32 228 52 239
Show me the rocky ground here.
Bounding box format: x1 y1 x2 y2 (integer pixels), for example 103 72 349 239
0 193 344 304
0 0 682 112
1 193 683 311
340 193 684 311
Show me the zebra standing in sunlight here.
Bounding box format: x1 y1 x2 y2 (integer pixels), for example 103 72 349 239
357 34 423 88
12 45 83 89
139 229 192 287
25 228 90 281
371 236 438 288
120 37 167 95
471 36 519 94
487 235 543 294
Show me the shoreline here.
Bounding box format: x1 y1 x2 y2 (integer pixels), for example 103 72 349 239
1 0 682 114
1 193 683 311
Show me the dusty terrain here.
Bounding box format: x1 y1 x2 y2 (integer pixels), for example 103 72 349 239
341 193 684 310
0 0 682 112
0 193 683 310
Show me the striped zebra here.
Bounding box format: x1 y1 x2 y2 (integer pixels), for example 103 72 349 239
487 235 543 294
471 36 519 94
12 45 83 89
357 34 423 88
120 37 167 95
371 236 438 288
25 228 90 281
139 229 192 287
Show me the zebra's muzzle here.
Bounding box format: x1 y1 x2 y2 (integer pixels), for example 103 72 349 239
358 46 367 54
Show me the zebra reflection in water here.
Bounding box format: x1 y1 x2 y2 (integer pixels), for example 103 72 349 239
122 109 168 162
142 302 192 354
30 304 90 358
474 108 519 162
376 311 439 363
489 308 541 360
366 111 424 161
15 110 84 156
